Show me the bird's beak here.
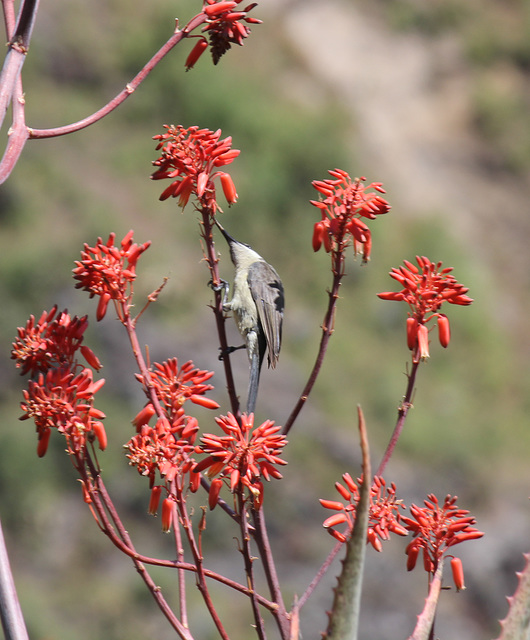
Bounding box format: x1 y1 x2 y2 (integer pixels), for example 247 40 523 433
213 217 237 245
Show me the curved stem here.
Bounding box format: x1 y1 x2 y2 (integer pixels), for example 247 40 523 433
375 359 420 477
28 13 206 139
282 253 344 436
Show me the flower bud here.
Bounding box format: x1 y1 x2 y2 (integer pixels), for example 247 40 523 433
92 421 107 451
406 317 418 350
161 498 173 533
437 313 451 348
219 172 238 205
209 478 223 510
451 557 465 591
148 486 162 515
185 38 208 71
37 428 51 458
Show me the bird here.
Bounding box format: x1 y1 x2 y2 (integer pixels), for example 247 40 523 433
213 218 284 414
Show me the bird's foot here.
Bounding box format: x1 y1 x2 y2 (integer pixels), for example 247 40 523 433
208 278 228 293
218 344 245 361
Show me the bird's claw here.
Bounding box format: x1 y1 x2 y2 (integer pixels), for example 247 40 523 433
209 278 228 293
218 345 245 361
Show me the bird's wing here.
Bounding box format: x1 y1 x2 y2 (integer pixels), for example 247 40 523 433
248 261 284 368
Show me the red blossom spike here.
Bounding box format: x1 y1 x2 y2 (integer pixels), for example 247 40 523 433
378 256 472 358
320 475 406 549
193 412 287 509
402 494 483 578
310 171 390 261
152 125 240 212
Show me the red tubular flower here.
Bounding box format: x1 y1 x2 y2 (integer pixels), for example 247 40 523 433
320 475 407 550
125 411 198 489
451 556 466 591
185 38 209 70
136 358 219 428
148 486 162 515
402 494 484 577
161 498 173 533
151 125 240 212
311 171 390 262
11 307 93 376
20 367 106 455
202 0 262 64
437 313 451 348
219 172 238 205
378 256 473 359
73 231 151 319
194 412 287 509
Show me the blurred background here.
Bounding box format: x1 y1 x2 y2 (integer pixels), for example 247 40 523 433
2 0 530 637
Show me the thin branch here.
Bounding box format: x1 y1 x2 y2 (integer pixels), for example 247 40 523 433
200 210 241 418
282 255 345 436
27 13 206 139
375 359 420 477
251 507 290 639
0 518 29 640
239 493 267 640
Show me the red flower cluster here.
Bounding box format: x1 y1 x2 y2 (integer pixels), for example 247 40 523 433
13 306 106 457
320 474 407 550
11 306 100 376
402 494 484 587
73 231 151 321
311 170 390 262
378 256 473 360
126 410 200 491
20 367 106 457
127 358 220 496
202 1 262 65
151 125 239 210
135 358 220 426
194 412 287 510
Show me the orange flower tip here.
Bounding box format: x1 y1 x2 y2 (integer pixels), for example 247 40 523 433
406 316 419 350
133 404 156 430
96 292 111 321
437 314 451 348
209 478 223 510
451 557 466 591
323 513 348 529
220 172 238 205
80 346 102 371
37 428 51 458
190 394 220 410
161 498 173 533
93 421 107 451
204 1 237 17
148 486 162 515
312 222 324 252
319 499 346 511
329 529 347 543
185 38 208 71
417 323 430 360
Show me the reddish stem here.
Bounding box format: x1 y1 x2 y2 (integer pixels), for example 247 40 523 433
282 252 345 436
375 358 420 477
251 507 290 639
238 492 267 640
200 211 241 418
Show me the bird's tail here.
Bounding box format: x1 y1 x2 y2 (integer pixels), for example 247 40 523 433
246 333 266 414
